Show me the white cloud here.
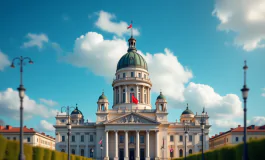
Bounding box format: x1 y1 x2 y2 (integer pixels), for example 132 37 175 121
39 98 58 107
95 11 140 37
22 33 49 49
61 32 128 81
249 116 265 126
0 51 10 71
262 88 265 97
213 0 265 51
142 49 193 101
0 88 58 119
38 120 55 132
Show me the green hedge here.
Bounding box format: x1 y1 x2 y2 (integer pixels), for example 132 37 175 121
0 135 93 160
174 138 265 160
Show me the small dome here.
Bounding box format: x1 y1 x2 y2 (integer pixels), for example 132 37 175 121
157 92 166 100
98 92 108 100
182 104 194 115
71 105 83 116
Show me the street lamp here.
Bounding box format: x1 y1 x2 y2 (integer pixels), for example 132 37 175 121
241 60 249 160
200 107 206 160
61 106 75 160
100 144 103 160
10 56 33 160
184 122 189 160
170 145 173 160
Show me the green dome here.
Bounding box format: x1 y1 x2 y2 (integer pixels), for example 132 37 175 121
182 104 194 115
117 51 148 71
71 105 83 116
98 92 108 100
157 92 166 100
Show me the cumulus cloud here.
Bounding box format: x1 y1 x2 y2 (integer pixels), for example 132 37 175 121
262 88 265 97
213 0 265 51
39 98 58 107
22 33 49 49
142 49 193 101
61 32 128 81
249 116 265 126
95 11 140 37
38 120 55 132
0 88 58 119
0 51 10 71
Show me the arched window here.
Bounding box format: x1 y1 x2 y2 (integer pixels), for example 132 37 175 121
116 89 119 104
81 149 84 156
160 104 163 111
123 89 126 103
138 88 141 103
144 89 147 104
130 88 134 102
90 148 94 157
61 149 65 152
179 149 183 157
72 149 75 155
101 104 105 111
189 149 192 155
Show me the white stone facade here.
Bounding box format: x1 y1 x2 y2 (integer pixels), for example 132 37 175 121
54 36 211 160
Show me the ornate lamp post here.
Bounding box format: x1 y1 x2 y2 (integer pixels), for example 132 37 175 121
10 56 33 160
241 60 249 160
100 144 103 160
200 108 206 160
184 122 189 160
61 106 75 160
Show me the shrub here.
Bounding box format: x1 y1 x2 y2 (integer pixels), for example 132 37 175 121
4 140 19 160
0 135 8 159
24 143 33 160
43 148 53 160
33 146 44 160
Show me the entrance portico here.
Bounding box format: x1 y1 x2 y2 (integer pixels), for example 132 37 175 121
105 130 159 160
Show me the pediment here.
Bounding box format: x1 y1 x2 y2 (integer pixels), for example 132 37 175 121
104 112 160 125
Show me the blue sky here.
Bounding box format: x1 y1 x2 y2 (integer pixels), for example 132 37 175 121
0 0 265 136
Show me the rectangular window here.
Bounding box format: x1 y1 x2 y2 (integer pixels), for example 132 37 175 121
179 135 183 142
62 136 65 142
138 73 141 78
140 135 144 143
81 135 84 142
144 74 146 79
72 135 75 142
90 135 93 142
131 72 134 77
170 135 174 142
27 137 30 142
7 137 10 140
13 137 16 141
123 73 126 78
120 135 124 143
236 137 238 142
130 136 134 143
118 74 120 79
189 135 192 142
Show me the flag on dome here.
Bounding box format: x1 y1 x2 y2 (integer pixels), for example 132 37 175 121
132 94 138 104
127 23 132 29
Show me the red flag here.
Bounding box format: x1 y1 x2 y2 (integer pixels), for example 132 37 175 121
98 138 102 145
132 94 138 104
127 24 132 29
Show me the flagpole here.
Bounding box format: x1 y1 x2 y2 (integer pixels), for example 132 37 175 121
131 20 133 37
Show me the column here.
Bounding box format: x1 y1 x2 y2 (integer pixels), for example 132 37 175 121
155 131 159 158
119 86 121 103
113 88 116 105
125 131 128 160
147 87 149 104
105 131 109 158
136 85 139 100
125 85 128 103
149 88 151 105
141 86 144 103
127 86 130 103
114 131 118 160
136 131 140 160
146 131 150 159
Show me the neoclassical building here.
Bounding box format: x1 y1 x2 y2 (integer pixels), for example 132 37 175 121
54 36 211 160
